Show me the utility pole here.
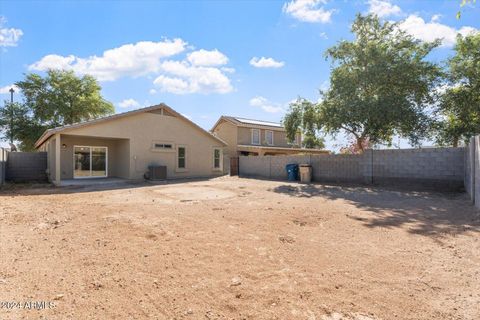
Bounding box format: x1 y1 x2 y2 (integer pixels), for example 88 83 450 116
9 87 14 144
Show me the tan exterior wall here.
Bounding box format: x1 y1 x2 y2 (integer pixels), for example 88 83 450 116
43 111 225 180
47 138 56 182
212 121 238 157
237 127 296 148
57 136 128 180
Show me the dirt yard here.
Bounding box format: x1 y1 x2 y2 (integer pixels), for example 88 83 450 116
1 177 479 320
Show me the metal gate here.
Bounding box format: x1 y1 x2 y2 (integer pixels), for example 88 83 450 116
6 152 48 182
230 157 239 176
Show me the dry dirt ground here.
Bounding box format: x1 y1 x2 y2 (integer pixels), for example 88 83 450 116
0 177 479 320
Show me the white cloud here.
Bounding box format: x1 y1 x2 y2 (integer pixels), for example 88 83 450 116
282 0 333 23
249 96 284 113
249 57 285 68
221 67 235 73
29 38 235 95
0 84 19 94
118 98 141 108
28 54 77 71
29 38 187 81
399 15 478 47
367 0 402 18
0 27 23 47
153 60 233 94
0 16 23 47
186 49 228 66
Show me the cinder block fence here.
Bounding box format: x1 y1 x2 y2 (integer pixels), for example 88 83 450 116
5 152 48 183
239 147 465 192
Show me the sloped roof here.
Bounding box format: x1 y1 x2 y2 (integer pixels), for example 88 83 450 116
35 103 227 148
211 115 285 131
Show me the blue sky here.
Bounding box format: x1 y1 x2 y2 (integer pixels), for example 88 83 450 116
0 0 479 149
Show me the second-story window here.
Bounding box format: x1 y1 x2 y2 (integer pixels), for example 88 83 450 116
251 129 260 145
265 130 274 145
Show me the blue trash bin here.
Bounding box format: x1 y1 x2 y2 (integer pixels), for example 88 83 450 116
286 163 299 181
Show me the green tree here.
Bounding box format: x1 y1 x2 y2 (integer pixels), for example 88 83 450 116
436 33 480 146
16 70 114 127
457 0 477 19
0 70 114 150
283 98 325 149
0 102 46 151
284 14 442 153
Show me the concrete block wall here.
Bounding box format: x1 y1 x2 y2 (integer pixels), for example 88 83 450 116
466 136 480 208
0 148 7 185
240 153 365 182
6 152 48 182
239 147 465 191
475 137 480 208
465 137 474 199
371 147 464 190
311 153 365 183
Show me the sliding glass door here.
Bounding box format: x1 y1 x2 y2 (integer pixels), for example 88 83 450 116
74 146 107 178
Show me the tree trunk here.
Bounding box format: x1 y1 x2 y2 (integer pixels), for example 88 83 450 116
356 137 365 154
452 137 459 148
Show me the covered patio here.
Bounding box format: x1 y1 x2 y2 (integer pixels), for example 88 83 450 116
42 133 130 186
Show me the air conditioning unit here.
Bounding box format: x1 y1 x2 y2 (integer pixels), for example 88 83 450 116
147 165 167 180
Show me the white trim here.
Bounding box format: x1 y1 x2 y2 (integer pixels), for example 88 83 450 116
176 144 188 172
265 130 274 146
212 147 223 171
151 140 175 152
251 129 260 145
73 145 108 179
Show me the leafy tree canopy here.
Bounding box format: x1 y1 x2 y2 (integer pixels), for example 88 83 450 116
0 70 114 150
436 32 480 146
284 14 442 152
283 98 325 149
457 0 477 19
16 70 114 127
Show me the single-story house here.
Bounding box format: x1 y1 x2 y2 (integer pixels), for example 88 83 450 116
35 103 227 185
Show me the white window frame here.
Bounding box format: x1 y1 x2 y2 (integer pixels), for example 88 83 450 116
73 145 108 179
212 147 223 171
176 145 188 172
251 129 260 145
265 130 274 146
151 141 175 152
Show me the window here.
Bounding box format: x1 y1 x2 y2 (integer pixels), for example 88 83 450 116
251 129 260 145
151 141 175 152
213 148 221 169
154 143 173 149
265 130 274 145
177 146 186 169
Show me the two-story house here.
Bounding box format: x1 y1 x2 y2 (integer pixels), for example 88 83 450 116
211 116 328 157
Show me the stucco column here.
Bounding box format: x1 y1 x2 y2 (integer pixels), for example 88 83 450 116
55 133 61 186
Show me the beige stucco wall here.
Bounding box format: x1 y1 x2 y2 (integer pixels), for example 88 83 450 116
58 136 129 180
237 127 295 148
47 138 56 182
212 121 238 157
44 111 225 180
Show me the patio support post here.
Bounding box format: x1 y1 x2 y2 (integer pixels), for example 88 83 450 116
55 134 61 186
